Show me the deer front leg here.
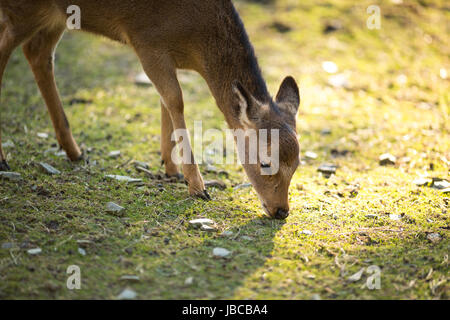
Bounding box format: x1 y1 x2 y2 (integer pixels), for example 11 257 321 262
169 106 209 199
139 54 209 199
160 99 181 177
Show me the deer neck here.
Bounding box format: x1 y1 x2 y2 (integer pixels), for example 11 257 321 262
196 4 270 129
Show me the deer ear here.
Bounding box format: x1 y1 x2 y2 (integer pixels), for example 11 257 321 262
276 76 300 117
232 80 260 127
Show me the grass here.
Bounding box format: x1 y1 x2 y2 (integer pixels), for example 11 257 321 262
0 0 448 299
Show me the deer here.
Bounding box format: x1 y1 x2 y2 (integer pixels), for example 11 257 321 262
0 0 301 219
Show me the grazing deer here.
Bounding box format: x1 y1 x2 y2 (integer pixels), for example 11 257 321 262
0 0 300 219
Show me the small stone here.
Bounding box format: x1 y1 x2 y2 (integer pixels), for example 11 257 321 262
133 161 149 169
27 248 42 255
117 288 137 300
106 202 125 213
305 151 318 160
108 150 121 158
389 214 401 221
189 218 217 232
120 275 140 281
311 294 322 300
432 179 450 190
44 147 58 154
135 166 155 178
233 183 252 190
395 74 408 86
78 248 86 256
37 132 49 139
39 162 61 175
221 230 234 237
365 214 378 219
54 150 66 157
2 140 14 148
322 61 338 74
105 175 143 184
439 68 447 80
301 230 312 235
413 178 432 187
189 218 215 228
200 225 217 232
0 172 22 181
204 180 227 190
212 247 231 258
318 164 337 175
321 128 332 135
427 233 441 243
379 153 396 166
184 277 194 285
76 240 92 244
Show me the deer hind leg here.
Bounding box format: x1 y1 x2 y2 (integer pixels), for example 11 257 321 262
0 29 11 170
0 23 29 171
22 27 82 161
138 52 209 199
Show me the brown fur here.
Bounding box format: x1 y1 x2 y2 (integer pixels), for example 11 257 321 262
0 0 300 218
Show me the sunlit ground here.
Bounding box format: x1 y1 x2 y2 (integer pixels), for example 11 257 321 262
0 0 448 299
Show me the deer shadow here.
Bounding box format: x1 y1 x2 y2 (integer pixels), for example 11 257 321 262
124 205 286 300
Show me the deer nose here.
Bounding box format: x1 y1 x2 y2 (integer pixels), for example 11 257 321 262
274 208 289 219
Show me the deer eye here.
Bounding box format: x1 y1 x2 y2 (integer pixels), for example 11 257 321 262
260 162 271 168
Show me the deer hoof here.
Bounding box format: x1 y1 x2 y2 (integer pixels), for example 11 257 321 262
0 160 11 171
202 190 211 201
196 190 211 201
63 147 83 162
72 150 85 162
190 189 211 201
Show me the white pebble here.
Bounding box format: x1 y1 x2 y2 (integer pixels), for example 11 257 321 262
213 247 231 258
27 248 42 255
117 288 137 300
322 61 338 74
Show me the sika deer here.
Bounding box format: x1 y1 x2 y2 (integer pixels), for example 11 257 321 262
0 0 300 219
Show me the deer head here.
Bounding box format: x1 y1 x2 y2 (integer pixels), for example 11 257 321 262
232 76 301 219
